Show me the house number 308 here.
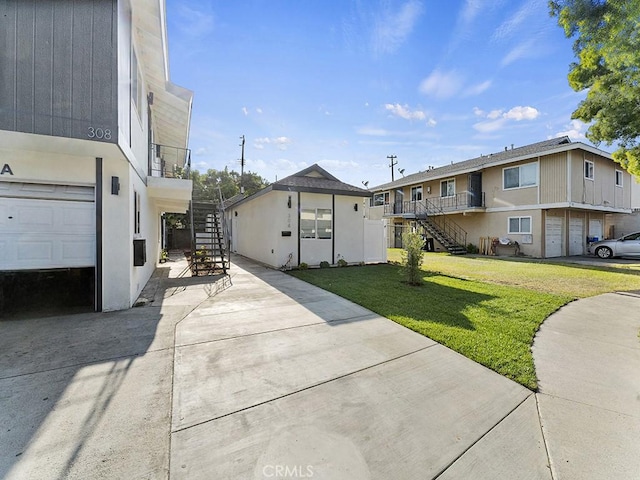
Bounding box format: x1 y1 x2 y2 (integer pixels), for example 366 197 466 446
87 127 112 140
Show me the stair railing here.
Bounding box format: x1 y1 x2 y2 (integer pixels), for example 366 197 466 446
217 186 230 270
417 199 467 247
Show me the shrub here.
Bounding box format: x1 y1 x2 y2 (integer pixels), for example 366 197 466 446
466 243 479 254
320 261 331 268
337 258 348 267
299 262 308 270
401 231 424 285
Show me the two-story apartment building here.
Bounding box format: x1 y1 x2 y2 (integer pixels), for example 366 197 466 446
0 0 193 312
368 137 633 258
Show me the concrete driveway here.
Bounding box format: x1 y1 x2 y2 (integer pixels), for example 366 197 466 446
169 258 548 479
2 253 638 479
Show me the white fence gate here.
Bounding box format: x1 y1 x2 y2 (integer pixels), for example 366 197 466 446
363 219 387 264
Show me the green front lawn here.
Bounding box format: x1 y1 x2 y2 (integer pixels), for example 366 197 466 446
290 253 640 390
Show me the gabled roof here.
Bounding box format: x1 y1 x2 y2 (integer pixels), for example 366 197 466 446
371 136 609 192
224 164 371 210
272 164 370 195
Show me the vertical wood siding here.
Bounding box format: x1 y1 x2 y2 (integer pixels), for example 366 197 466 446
539 153 567 204
0 0 118 143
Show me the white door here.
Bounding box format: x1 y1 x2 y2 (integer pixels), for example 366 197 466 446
0 183 95 270
569 217 584 256
545 216 563 257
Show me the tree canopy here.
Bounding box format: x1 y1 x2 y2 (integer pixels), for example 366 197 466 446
190 167 270 202
550 0 640 178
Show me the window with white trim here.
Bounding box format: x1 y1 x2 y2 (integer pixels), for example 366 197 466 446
300 208 332 239
584 160 594 180
615 169 623 187
508 216 531 234
440 179 455 197
411 185 423 202
372 192 390 206
503 163 537 189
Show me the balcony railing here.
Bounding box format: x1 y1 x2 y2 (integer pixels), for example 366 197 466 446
383 192 485 216
149 143 191 179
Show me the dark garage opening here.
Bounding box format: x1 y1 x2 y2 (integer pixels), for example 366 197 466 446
0 268 95 319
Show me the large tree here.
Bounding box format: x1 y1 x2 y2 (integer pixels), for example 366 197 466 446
165 167 269 229
550 0 640 178
191 167 269 201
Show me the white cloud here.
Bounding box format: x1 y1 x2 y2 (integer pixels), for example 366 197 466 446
504 106 539 121
372 0 424 56
253 137 270 150
463 80 492 97
447 0 505 52
256 108 263 114
419 70 464 99
501 39 537 66
274 136 292 150
492 0 541 41
242 106 249 116
384 103 426 121
473 106 540 132
553 120 587 140
427 118 437 127
459 0 484 26
473 107 485 117
253 136 292 150
474 118 507 133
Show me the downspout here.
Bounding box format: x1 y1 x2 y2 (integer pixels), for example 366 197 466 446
95 157 103 312
332 195 335 264
567 151 572 204
297 191 301 266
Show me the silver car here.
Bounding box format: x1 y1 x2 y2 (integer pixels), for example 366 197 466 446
589 232 640 259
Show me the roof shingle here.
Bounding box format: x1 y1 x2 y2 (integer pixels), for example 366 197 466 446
372 136 573 191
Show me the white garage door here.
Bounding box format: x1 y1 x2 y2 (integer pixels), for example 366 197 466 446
0 183 95 270
569 217 584 256
545 216 563 258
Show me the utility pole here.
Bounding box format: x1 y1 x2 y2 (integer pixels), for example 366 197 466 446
387 155 397 182
239 135 245 194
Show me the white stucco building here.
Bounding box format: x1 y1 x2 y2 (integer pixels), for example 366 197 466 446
227 165 386 269
0 0 192 312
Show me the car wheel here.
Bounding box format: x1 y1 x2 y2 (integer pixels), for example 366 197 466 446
595 246 613 259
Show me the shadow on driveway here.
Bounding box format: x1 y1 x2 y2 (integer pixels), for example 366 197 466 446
0 255 230 480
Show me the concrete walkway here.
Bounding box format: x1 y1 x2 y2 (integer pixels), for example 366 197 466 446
1 253 639 479
533 291 640 480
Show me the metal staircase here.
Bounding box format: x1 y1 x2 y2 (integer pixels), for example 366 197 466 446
189 201 228 275
415 199 467 255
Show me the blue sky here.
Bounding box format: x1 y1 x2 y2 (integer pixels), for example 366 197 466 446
165 0 589 189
